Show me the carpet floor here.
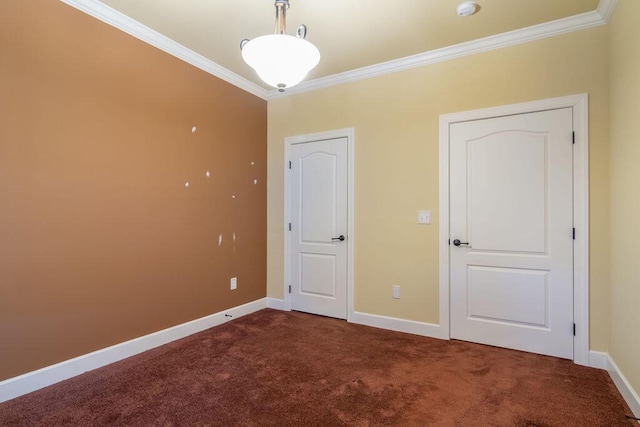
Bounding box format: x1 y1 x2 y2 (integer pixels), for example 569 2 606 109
0 309 634 426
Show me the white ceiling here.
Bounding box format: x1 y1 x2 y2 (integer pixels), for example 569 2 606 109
74 0 610 98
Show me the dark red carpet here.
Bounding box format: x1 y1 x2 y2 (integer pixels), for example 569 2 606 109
0 309 634 426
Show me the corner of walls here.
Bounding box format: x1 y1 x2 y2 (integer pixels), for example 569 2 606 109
607 0 640 415
266 298 286 311
591 352 640 418
607 355 640 418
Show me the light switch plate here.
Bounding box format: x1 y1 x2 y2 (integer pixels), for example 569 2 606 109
230 277 237 290
392 285 401 299
418 210 432 224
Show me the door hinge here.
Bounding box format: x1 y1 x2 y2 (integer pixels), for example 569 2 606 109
573 228 576 240
289 161 292 169
572 131 575 144
573 323 576 336
288 285 292 294
288 223 292 231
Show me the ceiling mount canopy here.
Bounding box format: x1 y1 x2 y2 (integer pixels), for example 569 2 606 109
240 0 320 92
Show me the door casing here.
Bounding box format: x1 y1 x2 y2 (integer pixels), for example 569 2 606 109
439 94 589 365
283 128 355 321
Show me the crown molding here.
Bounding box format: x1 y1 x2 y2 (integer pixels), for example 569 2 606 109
267 2 615 99
597 0 619 23
60 0 617 102
59 0 269 100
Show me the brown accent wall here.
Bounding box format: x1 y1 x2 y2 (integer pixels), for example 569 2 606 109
0 1 267 380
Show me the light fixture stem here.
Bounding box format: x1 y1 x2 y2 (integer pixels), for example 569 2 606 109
274 0 289 34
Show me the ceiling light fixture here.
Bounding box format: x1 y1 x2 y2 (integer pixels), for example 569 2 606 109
240 0 320 92
456 1 480 17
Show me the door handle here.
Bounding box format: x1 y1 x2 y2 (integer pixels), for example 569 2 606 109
452 239 470 247
332 235 346 242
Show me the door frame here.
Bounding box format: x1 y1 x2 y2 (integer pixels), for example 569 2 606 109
283 128 355 321
438 94 589 365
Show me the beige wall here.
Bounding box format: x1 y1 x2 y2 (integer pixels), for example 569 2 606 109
268 27 610 351
0 1 266 380
608 0 640 398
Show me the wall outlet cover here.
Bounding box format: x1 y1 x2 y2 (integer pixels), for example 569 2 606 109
418 210 432 224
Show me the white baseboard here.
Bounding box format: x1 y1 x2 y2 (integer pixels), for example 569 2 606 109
266 297 287 311
265 301 446 340
351 311 448 340
589 350 609 370
0 298 267 403
607 355 640 419
8 299 636 420
579 351 639 419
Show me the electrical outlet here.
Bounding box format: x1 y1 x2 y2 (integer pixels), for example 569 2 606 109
418 210 432 224
392 285 401 299
230 277 237 290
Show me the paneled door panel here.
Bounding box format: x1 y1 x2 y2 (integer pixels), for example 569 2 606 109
450 108 573 359
468 131 547 254
290 138 348 319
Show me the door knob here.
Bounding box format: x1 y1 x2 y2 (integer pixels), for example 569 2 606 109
332 235 346 242
452 239 470 247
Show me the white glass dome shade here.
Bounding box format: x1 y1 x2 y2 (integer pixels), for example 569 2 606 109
241 34 320 90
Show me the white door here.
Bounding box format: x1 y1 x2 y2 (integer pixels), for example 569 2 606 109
289 137 348 319
450 108 574 359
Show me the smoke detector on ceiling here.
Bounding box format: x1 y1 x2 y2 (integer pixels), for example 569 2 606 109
456 1 480 17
